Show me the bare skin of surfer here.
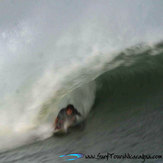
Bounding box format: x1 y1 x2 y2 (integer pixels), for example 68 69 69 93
54 104 81 130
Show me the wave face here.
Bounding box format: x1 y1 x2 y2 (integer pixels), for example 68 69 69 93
0 0 163 151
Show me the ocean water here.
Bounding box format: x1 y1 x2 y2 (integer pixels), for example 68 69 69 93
0 0 163 163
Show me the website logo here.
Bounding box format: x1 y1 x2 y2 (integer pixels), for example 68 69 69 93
59 153 84 161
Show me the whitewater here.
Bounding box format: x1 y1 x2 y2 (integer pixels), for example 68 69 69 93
0 0 163 162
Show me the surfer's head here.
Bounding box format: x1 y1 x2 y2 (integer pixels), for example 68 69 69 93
66 108 72 115
66 104 74 115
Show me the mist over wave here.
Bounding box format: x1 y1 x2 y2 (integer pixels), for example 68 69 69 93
0 0 162 151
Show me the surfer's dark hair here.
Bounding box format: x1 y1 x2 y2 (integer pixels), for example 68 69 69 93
66 104 74 110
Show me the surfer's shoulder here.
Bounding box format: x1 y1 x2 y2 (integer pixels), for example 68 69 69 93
57 108 66 118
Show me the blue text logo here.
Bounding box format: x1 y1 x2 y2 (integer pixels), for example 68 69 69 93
59 153 84 161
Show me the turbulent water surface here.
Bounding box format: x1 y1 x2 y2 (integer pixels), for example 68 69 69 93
0 0 163 163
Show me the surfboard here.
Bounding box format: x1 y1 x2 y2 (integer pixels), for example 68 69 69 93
53 118 85 136
53 128 66 136
53 119 71 135
53 114 84 136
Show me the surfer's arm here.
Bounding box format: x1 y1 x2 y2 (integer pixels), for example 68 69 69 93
77 111 81 116
74 109 82 117
54 117 59 126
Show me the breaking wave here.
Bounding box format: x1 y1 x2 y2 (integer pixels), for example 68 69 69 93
0 0 162 151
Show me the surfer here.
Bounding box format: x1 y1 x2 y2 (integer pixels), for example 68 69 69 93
54 104 81 130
